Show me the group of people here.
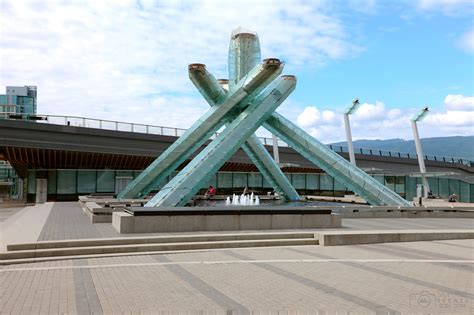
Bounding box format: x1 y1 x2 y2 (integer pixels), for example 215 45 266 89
204 185 459 203
429 189 457 202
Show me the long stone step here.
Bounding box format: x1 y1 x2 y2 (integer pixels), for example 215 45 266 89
0 249 236 265
318 230 474 246
6 232 316 251
0 238 318 262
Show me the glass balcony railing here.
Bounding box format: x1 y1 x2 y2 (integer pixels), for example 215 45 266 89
2 113 472 166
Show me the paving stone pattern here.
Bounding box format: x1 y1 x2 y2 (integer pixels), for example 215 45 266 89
37 202 118 241
36 201 474 241
1 240 472 313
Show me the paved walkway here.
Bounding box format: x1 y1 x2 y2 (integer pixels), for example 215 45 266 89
1 202 473 313
1 239 472 313
1 202 473 247
0 203 53 251
37 202 118 241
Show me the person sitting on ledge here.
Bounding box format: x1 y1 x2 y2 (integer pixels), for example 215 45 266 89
427 189 435 199
243 186 250 196
448 193 457 202
204 185 216 199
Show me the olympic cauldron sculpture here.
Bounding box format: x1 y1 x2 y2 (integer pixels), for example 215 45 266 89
119 28 411 207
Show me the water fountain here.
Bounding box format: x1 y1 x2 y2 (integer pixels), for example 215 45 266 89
227 192 260 206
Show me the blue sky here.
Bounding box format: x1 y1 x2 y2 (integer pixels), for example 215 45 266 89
0 0 473 142
293 1 473 109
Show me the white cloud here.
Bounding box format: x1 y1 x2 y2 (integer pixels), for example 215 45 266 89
353 101 385 120
423 94 474 134
444 94 474 111
322 110 336 122
417 0 474 15
348 0 378 14
457 29 474 54
425 110 474 127
0 0 363 128
295 96 474 143
297 106 321 128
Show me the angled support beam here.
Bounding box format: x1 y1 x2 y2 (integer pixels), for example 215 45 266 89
118 59 283 199
188 65 300 201
145 75 296 207
263 113 412 206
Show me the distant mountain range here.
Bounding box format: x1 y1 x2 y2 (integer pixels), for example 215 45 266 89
330 136 474 160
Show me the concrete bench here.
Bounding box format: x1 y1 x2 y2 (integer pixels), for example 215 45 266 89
82 202 126 223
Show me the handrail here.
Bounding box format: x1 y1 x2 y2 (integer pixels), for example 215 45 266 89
1 113 472 166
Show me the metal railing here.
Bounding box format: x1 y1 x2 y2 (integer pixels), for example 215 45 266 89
327 145 472 166
1 113 285 146
2 113 472 166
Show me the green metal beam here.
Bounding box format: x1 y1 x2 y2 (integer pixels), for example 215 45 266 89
145 76 296 207
135 29 300 201
118 59 283 199
189 65 300 201
263 113 412 206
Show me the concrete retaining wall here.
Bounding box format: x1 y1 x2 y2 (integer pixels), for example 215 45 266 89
319 230 474 246
112 211 341 233
339 209 474 218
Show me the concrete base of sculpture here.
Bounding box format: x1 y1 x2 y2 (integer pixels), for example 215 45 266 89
112 207 341 234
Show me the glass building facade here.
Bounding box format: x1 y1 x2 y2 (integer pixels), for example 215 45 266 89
0 86 37 118
25 169 474 203
0 85 37 197
0 161 21 200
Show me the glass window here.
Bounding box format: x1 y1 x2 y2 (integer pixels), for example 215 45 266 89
77 170 96 193
291 174 306 189
395 176 405 194
405 176 417 201
116 170 133 177
334 178 347 192
57 170 77 194
97 170 115 192
384 176 396 191
27 170 36 194
218 172 233 188
438 178 449 199
449 179 460 197
48 170 57 194
427 177 439 197
248 172 262 188
460 181 470 203
320 174 333 190
232 173 247 188
306 174 319 190
373 175 384 185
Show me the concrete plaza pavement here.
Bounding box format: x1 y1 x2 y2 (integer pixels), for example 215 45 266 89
2 202 473 247
1 239 472 313
0 201 473 313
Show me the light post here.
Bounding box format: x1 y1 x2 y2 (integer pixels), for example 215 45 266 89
344 98 360 165
411 107 430 198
